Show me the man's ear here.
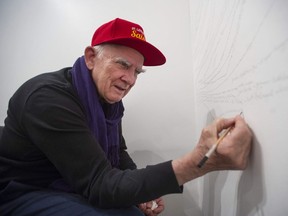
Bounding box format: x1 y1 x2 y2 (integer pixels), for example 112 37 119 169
84 46 96 70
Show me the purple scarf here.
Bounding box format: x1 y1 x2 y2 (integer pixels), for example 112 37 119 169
71 56 124 168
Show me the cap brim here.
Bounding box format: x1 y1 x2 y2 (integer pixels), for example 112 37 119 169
99 38 166 66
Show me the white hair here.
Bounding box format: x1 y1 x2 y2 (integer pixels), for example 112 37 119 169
93 44 106 59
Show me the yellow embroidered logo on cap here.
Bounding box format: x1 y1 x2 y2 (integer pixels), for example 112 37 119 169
131 27 146 41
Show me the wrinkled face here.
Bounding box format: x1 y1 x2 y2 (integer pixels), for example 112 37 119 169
88 44 145 104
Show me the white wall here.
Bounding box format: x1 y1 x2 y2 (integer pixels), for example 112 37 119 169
0 1 198 215
190 0 288 215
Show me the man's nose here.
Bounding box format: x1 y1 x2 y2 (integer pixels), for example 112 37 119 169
121 69 137 85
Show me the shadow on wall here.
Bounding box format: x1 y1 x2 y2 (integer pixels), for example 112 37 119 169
201 110 265 215
202 170 230 215
236 135 265 216
130 150 202 216
201 125 265 216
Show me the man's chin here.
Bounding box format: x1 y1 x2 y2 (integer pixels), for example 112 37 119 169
103 96 123 104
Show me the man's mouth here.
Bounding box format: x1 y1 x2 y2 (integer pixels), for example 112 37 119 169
114 85 127 92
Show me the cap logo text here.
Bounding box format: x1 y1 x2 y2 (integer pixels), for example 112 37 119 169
131 27 146 41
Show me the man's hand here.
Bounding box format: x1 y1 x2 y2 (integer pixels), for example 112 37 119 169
172 114 253 186
138 197 164 216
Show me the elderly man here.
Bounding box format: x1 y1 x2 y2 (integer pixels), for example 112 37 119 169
0 18 252 216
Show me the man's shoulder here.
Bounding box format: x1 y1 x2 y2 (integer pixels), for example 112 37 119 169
19 67 72 93
30 67 72 86
9 67 75 107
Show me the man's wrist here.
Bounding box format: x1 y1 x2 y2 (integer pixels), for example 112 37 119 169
172 150 206 186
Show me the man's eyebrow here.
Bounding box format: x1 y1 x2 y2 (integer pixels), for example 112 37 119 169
114 57 146 73
114 57 131 66
136 68 146 73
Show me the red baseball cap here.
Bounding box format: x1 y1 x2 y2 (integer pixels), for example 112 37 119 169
91 18 166 66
